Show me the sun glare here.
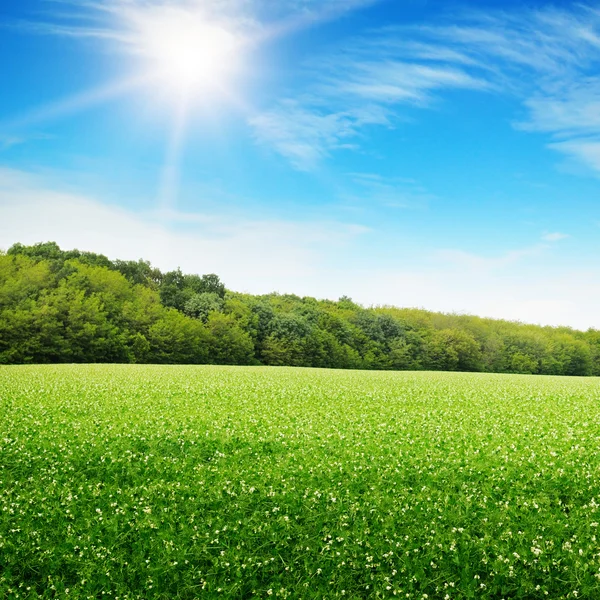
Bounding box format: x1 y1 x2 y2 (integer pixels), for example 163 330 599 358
130 8 242 98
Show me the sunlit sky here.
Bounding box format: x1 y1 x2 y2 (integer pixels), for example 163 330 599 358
2 0 600 329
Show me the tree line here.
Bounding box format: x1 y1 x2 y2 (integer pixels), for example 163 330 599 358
1 241 599 375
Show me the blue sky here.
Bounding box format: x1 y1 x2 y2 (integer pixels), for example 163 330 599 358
1 0 600 329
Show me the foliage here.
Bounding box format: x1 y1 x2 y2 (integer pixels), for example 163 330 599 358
2 242 600 376
183 292 224 323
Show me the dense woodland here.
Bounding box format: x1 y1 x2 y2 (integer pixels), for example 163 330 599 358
1 241 599 375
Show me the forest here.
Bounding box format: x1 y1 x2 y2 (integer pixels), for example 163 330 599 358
1 241 598 375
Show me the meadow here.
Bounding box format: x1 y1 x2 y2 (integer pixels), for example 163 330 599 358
2 366 600 599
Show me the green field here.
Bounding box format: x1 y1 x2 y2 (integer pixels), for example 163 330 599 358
2 366 600 599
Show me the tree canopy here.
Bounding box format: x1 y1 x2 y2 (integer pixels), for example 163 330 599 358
1 242 599 375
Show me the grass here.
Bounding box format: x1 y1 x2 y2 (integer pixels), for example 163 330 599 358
2 365 600 599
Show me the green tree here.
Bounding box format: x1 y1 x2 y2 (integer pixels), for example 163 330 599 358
183 292 224 322
148 310 209 364
206 313 255 365
389 331 424 370
423 329 482 372
510 352 538 374
2 241 600 375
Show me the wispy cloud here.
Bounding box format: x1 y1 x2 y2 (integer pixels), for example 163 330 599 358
12 0 384 173
0 132 53 151
542 231 570 242
15 0 377 44
0 136 26 150
2 168 597 329
547 138 600 173
249 100 387 170
252 3 600 173
343 173 434 209
521 81 600 136
436 231 569 274
411 6 600 174
0 167 369 286
436 243 549 272
323 59 489 105
15 1 600 179
250 32 491 169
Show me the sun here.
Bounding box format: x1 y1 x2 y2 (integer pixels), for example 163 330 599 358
111 5 249 210
127 7 242 99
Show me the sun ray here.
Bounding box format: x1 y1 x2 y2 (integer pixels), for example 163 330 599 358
0 74 154 131
8 1 265 212
157 95 189 213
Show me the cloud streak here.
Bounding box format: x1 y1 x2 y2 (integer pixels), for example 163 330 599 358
1 168 597 330
405 6 600 174
250 33 492 169
436 244 549 272
252 3 600 174
542 232 570 242
20 1 600 177
249 100 388 170
343 173 435 209
15 0 377 45
8 0 384 180
0 168 368 288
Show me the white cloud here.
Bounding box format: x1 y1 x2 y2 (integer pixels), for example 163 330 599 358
251 3 600 172
542 232 569 242
414 3 600 79
436 244 549 272
348 266 600 331
23 1 600 176
0 133 53 150
0 168 368 289
17 0 376 43
329 61 489 105
249 101 368 171
413 7 600 173
1 168 598 330
250 45 490 170
521 81 600 136
548 139 600 173
343 173 435 209
0 136 25 150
